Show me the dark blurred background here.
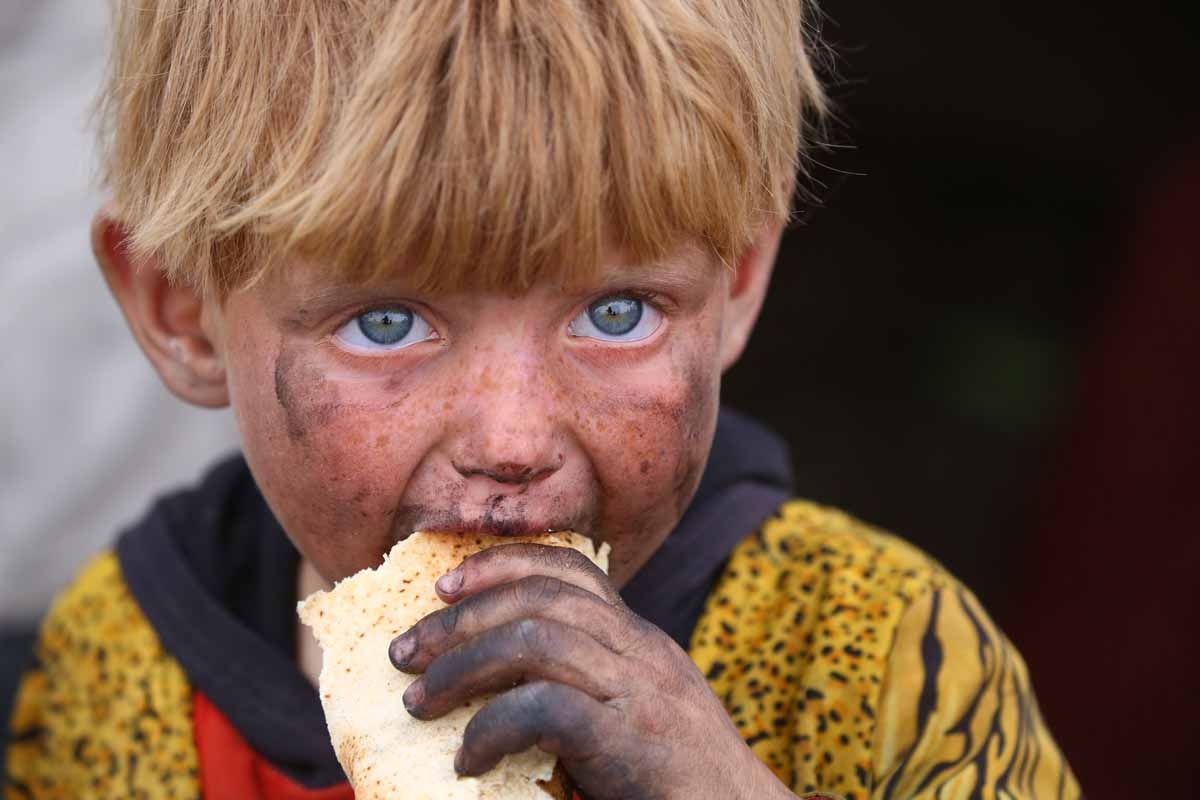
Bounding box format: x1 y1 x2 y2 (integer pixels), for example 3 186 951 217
724 0 1199 795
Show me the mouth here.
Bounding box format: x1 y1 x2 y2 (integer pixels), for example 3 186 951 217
390 503 592 543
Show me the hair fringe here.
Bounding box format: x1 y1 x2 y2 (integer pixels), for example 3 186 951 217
99 0 828 297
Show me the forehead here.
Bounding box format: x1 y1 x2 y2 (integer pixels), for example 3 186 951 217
266 238 724 304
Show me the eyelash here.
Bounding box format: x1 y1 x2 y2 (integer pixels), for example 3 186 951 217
581 289 670 316
611 289 660 306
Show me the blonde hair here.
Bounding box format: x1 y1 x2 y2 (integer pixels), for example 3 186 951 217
100 0 827 297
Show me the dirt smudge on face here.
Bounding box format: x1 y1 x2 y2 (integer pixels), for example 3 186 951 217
273 342 341 441
666 356 720 517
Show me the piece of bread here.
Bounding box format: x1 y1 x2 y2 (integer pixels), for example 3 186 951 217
298 532 609 799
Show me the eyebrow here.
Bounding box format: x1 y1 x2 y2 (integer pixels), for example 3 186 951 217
278 284 405 331
277 251 717 330
588 249 720 293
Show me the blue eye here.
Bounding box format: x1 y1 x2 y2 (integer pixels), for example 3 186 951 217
358 309 413 344
588 298 642 336
335 306 436 351
569 294 663 343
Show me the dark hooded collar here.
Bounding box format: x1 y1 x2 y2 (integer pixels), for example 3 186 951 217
116 405 793 788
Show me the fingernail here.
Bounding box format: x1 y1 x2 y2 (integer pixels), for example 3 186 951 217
436 568 463 595
389 634 415 669
403 679 424 713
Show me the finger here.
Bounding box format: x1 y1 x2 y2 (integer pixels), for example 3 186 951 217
403 618 628 720
390 575 649 673
435 543 619 606
455 680 622 778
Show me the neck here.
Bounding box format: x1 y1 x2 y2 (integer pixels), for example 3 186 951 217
295 557 328 687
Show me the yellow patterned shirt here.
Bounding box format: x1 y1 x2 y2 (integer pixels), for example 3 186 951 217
5 500 1079 799
689 501 1080 798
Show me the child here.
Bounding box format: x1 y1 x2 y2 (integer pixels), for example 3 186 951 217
5 1 1079 798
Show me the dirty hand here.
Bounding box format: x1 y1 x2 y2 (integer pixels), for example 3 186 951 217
388 543 796 800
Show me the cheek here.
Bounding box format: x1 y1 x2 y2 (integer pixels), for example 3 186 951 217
272 345 339 441
623 361 717 512
228 338 438 575
576 346 720 575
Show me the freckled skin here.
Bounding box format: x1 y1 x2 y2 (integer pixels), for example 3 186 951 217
218 252 726 589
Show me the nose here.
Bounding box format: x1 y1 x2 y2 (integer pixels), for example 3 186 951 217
453 461 561 485
446 356 566 493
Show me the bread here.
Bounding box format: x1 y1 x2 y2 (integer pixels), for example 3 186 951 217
298 531 609 799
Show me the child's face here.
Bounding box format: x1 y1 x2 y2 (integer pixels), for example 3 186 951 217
97 215 780 588
227 250 733 588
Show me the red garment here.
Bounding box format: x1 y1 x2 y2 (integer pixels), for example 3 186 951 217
193 691 355 800
193 691 589 800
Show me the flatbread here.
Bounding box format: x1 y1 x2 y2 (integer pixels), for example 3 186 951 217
298 531 610 799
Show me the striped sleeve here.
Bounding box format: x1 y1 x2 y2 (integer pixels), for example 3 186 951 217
870 585 1081 799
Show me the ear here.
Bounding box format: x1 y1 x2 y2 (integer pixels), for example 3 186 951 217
718 220 786 371
92 207 229 408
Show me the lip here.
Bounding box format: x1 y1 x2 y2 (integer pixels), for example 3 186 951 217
395 523 579 542
391 505 589 543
